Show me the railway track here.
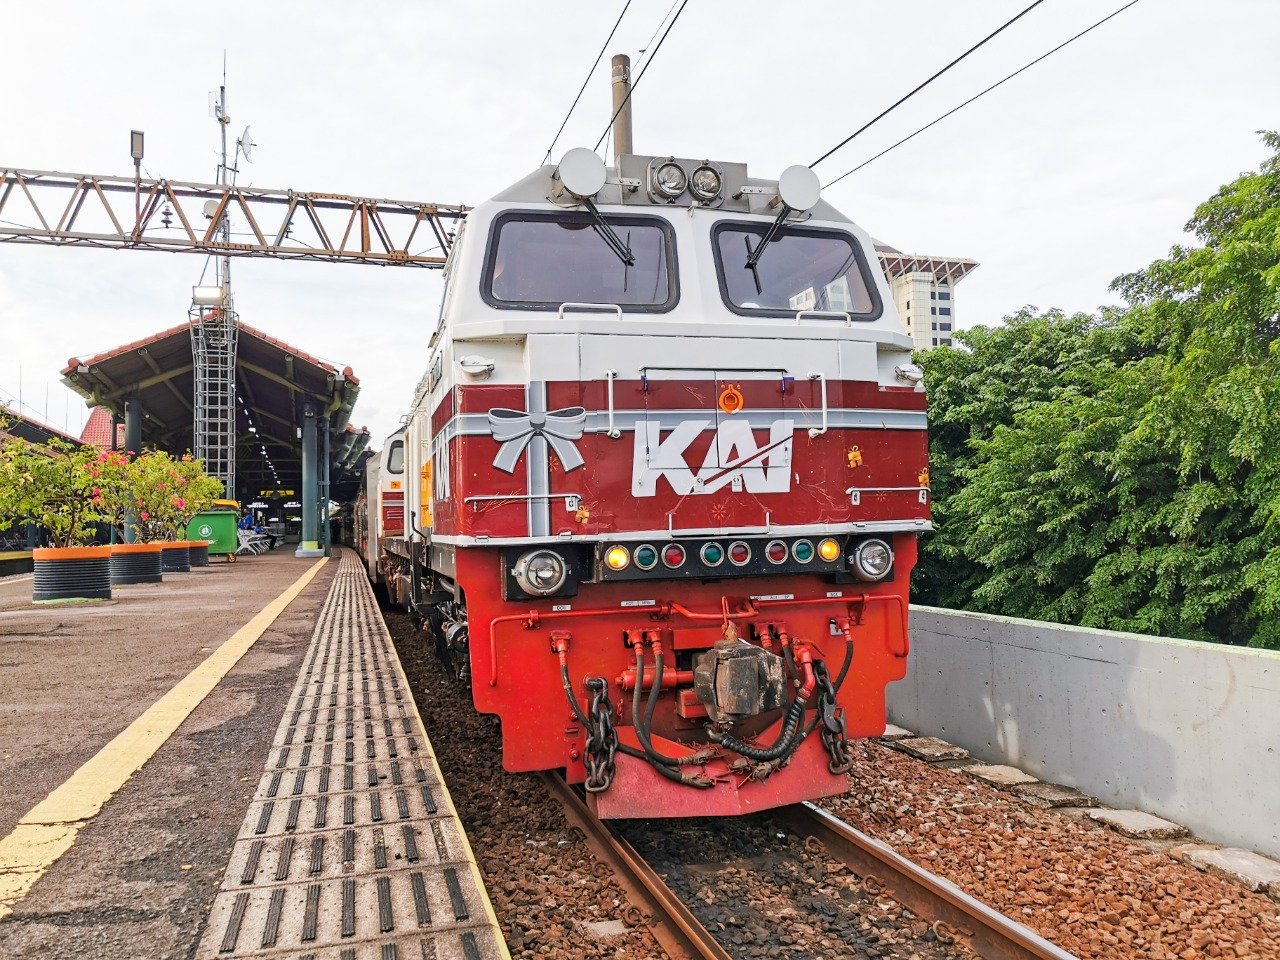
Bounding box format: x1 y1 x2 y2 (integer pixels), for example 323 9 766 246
777 803 1077 960
389 608 1077 960
542 771 1076 960
540 772 733 960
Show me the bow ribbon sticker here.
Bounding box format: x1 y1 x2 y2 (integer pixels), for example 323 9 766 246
487 406 587 474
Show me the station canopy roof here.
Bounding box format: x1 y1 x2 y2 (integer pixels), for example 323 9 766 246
60 321 371 502
0 410 84 447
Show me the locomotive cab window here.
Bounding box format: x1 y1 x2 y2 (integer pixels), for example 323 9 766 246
482 210 677 312
712 222 881 320
386 439 405 474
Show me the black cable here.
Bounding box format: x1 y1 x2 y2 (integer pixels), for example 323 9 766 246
543 0 634 165
823 0 1142 188
809 0 1049 169
592 0 691 152
631 650 680 767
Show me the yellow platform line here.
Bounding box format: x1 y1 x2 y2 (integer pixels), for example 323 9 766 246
0 556 330 921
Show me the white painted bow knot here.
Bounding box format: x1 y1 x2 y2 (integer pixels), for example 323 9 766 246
487 406 587 473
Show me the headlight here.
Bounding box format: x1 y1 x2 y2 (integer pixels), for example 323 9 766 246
513 549 568 595
689 164 722 201
652 161 687 198
851 538 894 582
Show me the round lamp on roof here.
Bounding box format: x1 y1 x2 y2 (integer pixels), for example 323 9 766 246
777 165 821 212
555 147 607 199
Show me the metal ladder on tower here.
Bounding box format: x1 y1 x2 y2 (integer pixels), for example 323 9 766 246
188 302 238 495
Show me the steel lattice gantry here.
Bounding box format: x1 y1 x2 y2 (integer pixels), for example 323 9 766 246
2 164 465 535
0 168 467 267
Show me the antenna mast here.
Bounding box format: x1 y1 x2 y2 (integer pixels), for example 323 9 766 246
188 57 242 498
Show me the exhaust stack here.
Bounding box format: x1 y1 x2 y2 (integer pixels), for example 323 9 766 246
610 53 633 162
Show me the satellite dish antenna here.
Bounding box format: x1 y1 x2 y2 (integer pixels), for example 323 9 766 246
238 125 256 163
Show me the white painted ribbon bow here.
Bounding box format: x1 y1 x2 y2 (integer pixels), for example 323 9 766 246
487 406 587 473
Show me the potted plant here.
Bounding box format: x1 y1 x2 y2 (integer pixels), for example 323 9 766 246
168 454 223 568
0 435 112 602
94 449 164 585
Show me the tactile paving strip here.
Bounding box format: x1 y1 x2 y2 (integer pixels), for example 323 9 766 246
197 551 508 960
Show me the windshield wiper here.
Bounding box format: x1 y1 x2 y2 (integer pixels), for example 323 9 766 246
582 198 635 267
743 203 792 281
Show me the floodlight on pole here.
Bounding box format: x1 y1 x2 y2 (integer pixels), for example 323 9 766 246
130 129 145 230
192 285 226 306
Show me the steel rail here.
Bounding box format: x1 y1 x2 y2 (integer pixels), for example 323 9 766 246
537 772 732 960
778 802 1079 960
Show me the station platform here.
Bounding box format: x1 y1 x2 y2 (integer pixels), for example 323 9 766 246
0 549 506 960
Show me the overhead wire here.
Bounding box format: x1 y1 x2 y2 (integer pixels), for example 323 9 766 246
543 0 634 164
635 0 682 72
809 0 1049 169
592 0 692 153
823 0 1143 189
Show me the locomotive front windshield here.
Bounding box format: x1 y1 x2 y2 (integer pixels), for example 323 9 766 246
484 211 676 311
713 223 880 319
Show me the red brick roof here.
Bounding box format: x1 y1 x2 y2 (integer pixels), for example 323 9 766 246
62 318 359 386
79 406 124 449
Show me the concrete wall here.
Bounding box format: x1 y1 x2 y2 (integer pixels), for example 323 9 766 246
888 606 1280 859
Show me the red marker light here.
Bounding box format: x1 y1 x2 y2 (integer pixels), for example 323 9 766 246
662 544 687 568
728 541 751 566
765 539 789 564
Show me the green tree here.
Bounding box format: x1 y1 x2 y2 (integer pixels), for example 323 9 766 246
0 437 108 548
915 132 1280 648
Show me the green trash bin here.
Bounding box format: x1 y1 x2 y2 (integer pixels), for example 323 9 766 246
188 500 241 562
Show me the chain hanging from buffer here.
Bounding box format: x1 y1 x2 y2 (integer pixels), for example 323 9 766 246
814 660 853 774
582 677 619 793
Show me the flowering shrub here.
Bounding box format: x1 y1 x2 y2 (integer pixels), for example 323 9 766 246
108 450 224 542
0 436 108 547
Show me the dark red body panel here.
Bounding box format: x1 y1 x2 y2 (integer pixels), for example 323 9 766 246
432 380 930 540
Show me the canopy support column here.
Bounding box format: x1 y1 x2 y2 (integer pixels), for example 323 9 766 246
123 398 142 543
295 402 324 558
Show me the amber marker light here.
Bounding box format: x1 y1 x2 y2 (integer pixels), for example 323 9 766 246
818 538 841 562
605 545 631 571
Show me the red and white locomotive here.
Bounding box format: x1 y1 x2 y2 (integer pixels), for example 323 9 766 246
356 146 929 818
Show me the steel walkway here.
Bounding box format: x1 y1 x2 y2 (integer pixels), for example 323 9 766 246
197 551 507 960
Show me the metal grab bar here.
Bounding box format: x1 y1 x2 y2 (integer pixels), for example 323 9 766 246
604 369 620 438
465 492 582 512
557 301 623 320
807 371 829 438
794 309 854 325
846 486 931 506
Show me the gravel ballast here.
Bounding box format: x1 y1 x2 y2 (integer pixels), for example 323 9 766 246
824 740 1280 959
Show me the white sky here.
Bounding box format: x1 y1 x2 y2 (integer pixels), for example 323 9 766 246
2 0 1277 443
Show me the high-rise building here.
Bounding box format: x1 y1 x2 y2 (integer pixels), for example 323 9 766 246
875 244 978 351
